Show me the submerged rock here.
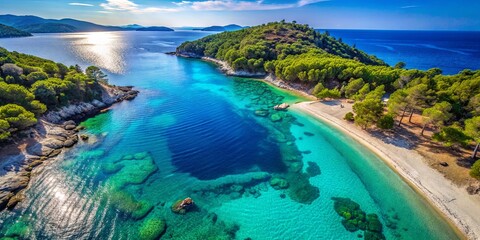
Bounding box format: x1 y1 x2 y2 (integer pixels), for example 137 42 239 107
273 103 289 110
332 197 386 239
3 220 31 238
138 218 166 240
108 189 153 220
306 161 321 177
304 131 315 137
269 177 289 190
254 109 269 117
270 113 283 122
288 175 319 204
171 197 195 214
108 152 158 188
102 162 124 174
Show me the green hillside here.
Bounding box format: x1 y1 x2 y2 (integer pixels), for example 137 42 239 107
20 23 77 33
0 47 109 140
177 21 386 72
0 23 32 38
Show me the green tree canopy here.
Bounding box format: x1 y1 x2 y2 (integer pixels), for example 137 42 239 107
421 101 452 135
86 66 108 83
344 78 365 98
353 97 384 129
465 116 480 159
0 119 10 141
0 104 37 130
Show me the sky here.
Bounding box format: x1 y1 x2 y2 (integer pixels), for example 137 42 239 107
0 0 479 30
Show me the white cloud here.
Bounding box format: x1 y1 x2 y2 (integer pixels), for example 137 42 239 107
401 5 418 9
69 2 94 7
100 0 328 13
173 1 192 6
188 0 295 11
100 0 179 12
297 0 329 7
100 0 139 11
97 11 113 14
181 0 329 11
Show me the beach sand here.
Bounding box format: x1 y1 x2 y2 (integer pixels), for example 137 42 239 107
293 100 480 240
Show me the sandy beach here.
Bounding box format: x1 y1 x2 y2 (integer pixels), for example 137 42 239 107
293 100 480 240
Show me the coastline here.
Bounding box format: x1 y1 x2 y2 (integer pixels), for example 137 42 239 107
196 56 316 100
0 84 139 211
189 55 480 239
292 101 480 240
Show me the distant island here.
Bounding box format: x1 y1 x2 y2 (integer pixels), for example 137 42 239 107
0 14 178 35
0 23 32 38
136 26 174 32
197 24 245 32
0 14 125 33
122 24 144 29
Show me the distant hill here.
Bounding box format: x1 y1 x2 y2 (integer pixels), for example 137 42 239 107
122 24 144 29
223 24 244 31
20 23 77 33
201 24 245 32
0 14 126 33
201 26 225 31
0 23 32 38
136 26 174 32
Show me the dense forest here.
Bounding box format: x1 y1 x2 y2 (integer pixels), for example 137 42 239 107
0 24 32 38
0 47 109 141
177 21 480 177
177 21 386 72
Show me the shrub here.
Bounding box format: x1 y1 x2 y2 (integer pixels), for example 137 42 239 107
433 126 470 147
0 119 10 140
26 72 48 83
344 112 354 121
471 160 480 179
377 115 394 129
316 88 341 99
0 104 37 130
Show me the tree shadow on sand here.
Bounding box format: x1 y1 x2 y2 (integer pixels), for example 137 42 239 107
367 128 417 150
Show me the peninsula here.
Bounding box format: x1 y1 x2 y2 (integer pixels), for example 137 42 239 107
0 24 32 38
176 21 480 239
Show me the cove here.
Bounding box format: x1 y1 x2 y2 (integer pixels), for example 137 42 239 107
0 31 461 239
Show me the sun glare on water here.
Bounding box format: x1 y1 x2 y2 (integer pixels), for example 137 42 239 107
64 32 127 74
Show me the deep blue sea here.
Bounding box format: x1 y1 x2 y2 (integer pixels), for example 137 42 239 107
324 29 480 74
0 31 463 239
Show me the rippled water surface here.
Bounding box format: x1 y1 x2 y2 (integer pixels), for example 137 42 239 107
327 30 480 74
0 31 461 239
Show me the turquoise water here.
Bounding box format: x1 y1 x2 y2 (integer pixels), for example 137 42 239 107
0 32 460 239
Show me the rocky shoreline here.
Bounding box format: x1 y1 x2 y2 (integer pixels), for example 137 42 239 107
0 84 138 211
174 53 316 100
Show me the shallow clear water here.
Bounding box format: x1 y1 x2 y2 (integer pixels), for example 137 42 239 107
0 31 461 239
